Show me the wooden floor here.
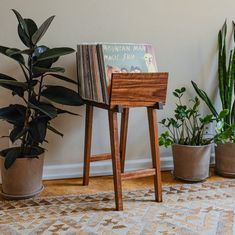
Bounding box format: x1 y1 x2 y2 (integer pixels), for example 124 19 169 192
40 168 227 197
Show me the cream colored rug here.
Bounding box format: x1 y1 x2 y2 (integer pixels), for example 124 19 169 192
1 180 235 234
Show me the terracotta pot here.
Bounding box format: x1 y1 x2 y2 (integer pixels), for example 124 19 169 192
0 153 44 199
172 144 211 182
215 143 235 177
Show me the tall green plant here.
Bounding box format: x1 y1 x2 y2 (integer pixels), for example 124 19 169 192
192 21 235 140
0 10 83 169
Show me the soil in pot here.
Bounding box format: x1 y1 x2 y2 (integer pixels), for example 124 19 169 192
215 143 235 177
0 152 44 199
172 144 212 182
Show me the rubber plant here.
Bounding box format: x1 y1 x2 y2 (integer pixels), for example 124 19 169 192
192 21 235 143
0 10 83 169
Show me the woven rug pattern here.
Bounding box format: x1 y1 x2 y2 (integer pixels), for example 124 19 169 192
1 180 235 234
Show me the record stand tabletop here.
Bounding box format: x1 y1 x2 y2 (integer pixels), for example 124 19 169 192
82 72 168 210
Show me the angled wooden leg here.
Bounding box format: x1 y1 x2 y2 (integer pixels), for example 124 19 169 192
147 107 162 202
120 108 129 173
108 110 123 211
83 105 94 186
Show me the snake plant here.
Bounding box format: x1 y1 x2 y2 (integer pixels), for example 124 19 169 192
0 10 83 169
192 21 235 142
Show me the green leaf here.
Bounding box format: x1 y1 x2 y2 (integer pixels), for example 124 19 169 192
37 47 75 61
0 46 25 64
29 117 48 143
0 105 26 125
9 126 26 143
45 73 78 85
18 18 38 47
28 102 57 119
32 15 55 45
0 73 25 96
218 109 229 119
56 107 79 116
4 148 20 169
47 124 63 137
12 9 29 37
0 79 27 89
191 81 218 117
33 66 65 74
41 85 84 106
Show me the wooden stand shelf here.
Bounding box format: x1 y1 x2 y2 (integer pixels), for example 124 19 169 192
82 72 168 211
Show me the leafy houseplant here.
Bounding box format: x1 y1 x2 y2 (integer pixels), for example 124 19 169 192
159 88 214 181
0 10 83 198
192 21 235 177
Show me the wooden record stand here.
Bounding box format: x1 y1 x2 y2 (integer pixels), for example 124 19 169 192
82 72 168 210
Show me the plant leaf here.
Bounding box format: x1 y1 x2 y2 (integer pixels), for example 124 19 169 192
45 73 78 85
28 102 57 119
9 126 27 143
41 85 84 106
0 46 25 64
33 66 65 74
18 18 38 47
0 73 25 96
36 47 75 61
47 124 63 137
4 148 20 169
12 9 29 37
0 105 26 125
32 15 55 45
29 117 48 143
191 81 218 117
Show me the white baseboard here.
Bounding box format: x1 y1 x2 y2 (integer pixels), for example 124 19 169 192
43 154 215 181
0 155 215 183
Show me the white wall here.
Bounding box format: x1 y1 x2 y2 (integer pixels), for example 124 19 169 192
0 0 234 178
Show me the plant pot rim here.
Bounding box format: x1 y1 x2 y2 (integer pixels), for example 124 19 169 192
172 143 212 148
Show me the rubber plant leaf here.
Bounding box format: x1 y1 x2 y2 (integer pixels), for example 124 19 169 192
32 15 55 45
41 85 84 106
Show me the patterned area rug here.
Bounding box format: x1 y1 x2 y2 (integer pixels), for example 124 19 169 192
1 180 235 235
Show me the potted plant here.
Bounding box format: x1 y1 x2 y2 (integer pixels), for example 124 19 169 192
0 10 83 199
192 21 235 177
159 87 215 182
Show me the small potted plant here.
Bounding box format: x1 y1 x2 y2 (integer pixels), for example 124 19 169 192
159 87 215 182
192 21 235 177
0 10 83 199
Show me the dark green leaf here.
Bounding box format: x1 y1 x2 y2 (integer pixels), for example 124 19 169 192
4 148 20 169
0 73 25 96
12 9 29 37
32 15 55 45
0 46 25 64
45 73 78 85
56 107 79 116
28 102 57 119
37 47 75 61
191 81 218 117
18 18 38 47
41 85 84 106
9 126 26 143
29 117 48 143
33 66 65 75
0 105 26 125
47 124 63 137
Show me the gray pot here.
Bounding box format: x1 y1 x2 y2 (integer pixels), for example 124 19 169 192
0 154 44 199
215 143 235 177
172 144 211 182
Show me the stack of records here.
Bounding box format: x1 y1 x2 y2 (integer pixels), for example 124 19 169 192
76 43 158 104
